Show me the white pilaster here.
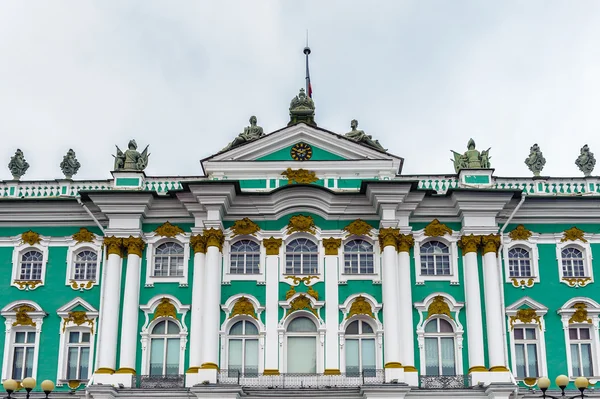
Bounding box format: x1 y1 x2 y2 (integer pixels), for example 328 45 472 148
461 246 486 372
397 243 417 385
264 238 282 374
324 247 340 374
188 249 206 372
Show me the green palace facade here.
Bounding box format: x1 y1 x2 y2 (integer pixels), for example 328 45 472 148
1 89 599 399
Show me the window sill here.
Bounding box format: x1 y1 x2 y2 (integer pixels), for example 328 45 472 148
146 276 188 287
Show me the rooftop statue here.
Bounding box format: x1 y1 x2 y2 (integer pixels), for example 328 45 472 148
8 149 29 180
222 116 265 151
288 88 316 127
575 144 596 177
60 148 81 179
524 143 546 177
114 139 149 171
344 119 386 151
451 139 491 173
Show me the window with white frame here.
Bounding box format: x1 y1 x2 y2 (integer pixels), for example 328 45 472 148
423 318 456 376
149 320 181 376
18 251 43 281
561 247 587 278
285 238 318 275
513 326 540 378
230 240 261 275
11 330 36 380
286 317 318 373
153 242 184 277
65 330 91 380
569 326 594 376
420 241 450 276
344 240 374 274
508 248 532 278
227 320 259 375
72 250 98 281
345 320 376 375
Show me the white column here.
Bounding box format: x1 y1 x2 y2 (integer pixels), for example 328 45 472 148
481 235 507 371
459 236 486 372
95 237 124 373
323 238 341 374
188 238 206 372
117 237 145 374
397 237 416 373
263 238 282 374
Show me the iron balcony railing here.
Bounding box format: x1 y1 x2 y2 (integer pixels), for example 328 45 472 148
217 369 385 388
419 375 471 389
132 374 185 388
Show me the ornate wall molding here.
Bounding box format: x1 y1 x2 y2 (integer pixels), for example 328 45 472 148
229 297 257 319
263 237 282 255
346 296 374 319
13 280 42 291
12 304 37 327
62 311 94 333
286 294 317 317
281 168 318 184
343 219 373 237
323 238 342 255
286 215 316 235
152 298 178 321
21 230 41 246
230 217 261 237
561 227 587 243
508 225 532 241
424 219 452 237
426 296 453 319
509 308 541 330
285 275 318 286
569 302 592 324
154 221 184 238
72 228 95 243
562 277 592 288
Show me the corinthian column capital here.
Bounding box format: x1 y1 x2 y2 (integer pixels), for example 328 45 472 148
203 228 224 252
481 234 501 255
123 236 145 257
190 234 207 254
397 234 414 253
103 236 124 257
378 228 400 250
457 234 481 254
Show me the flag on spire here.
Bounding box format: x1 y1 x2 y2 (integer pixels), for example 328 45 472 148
304 33 312 98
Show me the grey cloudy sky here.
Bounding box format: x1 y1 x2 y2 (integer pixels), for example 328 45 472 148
1 1 600 180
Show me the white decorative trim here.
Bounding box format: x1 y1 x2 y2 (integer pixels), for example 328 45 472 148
502 233 541 287
412 231 460 285
144 233 190 287
64 240 103 289
222 235 266 283
277 310 326 374
555 240 594 287
505 297 548 379
338 236 381 282
414 293 464 376
280 232 324 284
1 300 46 381
11 234 49 290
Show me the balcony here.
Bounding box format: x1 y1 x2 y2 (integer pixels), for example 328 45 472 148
217 370 385 388
132 374 185 388
419 375 471 389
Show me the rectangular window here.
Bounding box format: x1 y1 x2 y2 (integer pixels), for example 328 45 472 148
285 254 318 275
12 330 36 380
19 264 42 280
66 331 91 380
344 254 374 274
569 327 594 376
514 327 539 378
153 256 184 277
230 253 260 274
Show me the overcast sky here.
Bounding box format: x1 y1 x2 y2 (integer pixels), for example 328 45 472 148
1 1 600 180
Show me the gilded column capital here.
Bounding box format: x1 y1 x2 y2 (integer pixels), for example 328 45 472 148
190 234 207 254
323 238 342 255
203 228 224 252
397 234 414 253
378 228 400 250
103 236 124 257
457 234 481 254
263 237 283 255
123 236 145 257
481 234 501 255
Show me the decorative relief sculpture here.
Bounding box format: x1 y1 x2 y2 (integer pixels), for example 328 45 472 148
152 298 177 320
288 88 316 127
222 116 265 151
322 238 342 255
230 217 261 237
286 294 317 317
561 277 591 288
8 149 29 180
344 120 386 151
347 295 374 319
561 227 587 243
69 280 95 291
378 228 400 250
21 230 41 245
14 280 42 290
426 296 452 320
190 235 207 254
458 234 481 254
509 308 541 330
12 305 36 327
62 311 94 333
72 228 95 243
575 144 596 177
451 139 491 172
229 297 257 319
123 236 145 257
286 215 316 235
307 286 319 300
285 286 296 300
104 236 124 257
285 275 318 286
424 219 452 237
114 139 149 171
511 278 535 289
263 237 282 256
569 302 592 324
343 219 373 237
281 168 319 184
154 222 184 238
397 234 415 253
508 225 533 241
60 149 81 179
203 228 225 251
524 144 546 177
481 234 501 255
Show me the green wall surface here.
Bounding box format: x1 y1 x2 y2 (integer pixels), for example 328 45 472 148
257 143 346 162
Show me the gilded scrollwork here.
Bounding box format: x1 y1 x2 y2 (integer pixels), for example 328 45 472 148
21 230 41 246
286 294 317 317
281 168 319 184
423 219 452 237
508 225 533 241
285 285 296 300
154 222 184 238
72 227 95 243
511 278 535 288
12 305 37 327
286 215 317 235
63 311 94 334
307 286 319 300
263 237 282 255
343 219 374 237
229 297 257 319
69 280 95 291
346 296 374 319
285 275 318 286
509 308 541 330
426 296 453 320
561 277 592 288
152 298 177 320
13 280 43 290
561 227 587 243
569 302 592 324
322 238 342 255
231 217 261 237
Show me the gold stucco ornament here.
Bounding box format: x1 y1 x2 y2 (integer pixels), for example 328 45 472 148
397 234 414 253
343 219 373 237
104 236 124 257
63 311 94 333
21 230 41 246
509 308 541 330
458 234 481 254
426 296 453 320
482 234 501 255
69 280 94 291
424 219 452 237
231 218 261 237
511 278 535 288
561 277 592 288
123 236 145 257
190 235 207 254
229 297 257 319
569 302 592 324
154 222 184 238
286 294 317 317
203 228 225 252
307 286 319 300
12 305 36 327
14 280 42 290
561 227 587 243
152 298 177 320
281 168 318 184
322 238 342 255
508 225 533 241
285 275 318 286
378 228 400 250
346 296 374 319
285 285 296 300
286 215 316 235
72 228 95 243
263 237 282 255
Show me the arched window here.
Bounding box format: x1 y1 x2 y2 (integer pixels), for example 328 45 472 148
561 248 586 277
149 320 180 376
18 250 43 281
228 320 259 375
73 250 98 281
230 240 261 274
153 242 184 277
508 247 532 278
420 241 450 276
424 318 456 376
344 240 374 274
345 320 376 375
286 317 317 373
285 239 318 275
